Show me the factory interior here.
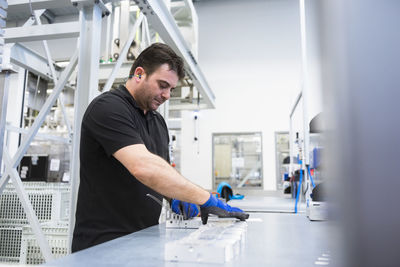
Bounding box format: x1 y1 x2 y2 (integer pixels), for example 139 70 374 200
0 0 399 266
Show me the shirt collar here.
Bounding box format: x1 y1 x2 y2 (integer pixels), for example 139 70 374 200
117 85 156 118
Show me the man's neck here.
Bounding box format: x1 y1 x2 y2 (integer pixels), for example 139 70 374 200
125 82 148 114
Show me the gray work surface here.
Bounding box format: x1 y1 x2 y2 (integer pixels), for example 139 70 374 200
44 213 333 267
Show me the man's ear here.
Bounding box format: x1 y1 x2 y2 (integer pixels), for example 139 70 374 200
135 67 145 81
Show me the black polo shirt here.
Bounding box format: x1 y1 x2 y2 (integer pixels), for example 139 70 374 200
72 85 170 252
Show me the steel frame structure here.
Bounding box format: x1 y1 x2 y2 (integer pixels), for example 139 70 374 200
137 0 215 109
0 0 104 262
4 21 80 43
288 0 312 214
0 0 215 263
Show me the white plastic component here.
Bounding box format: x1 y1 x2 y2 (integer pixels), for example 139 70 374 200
165 220 247 263
309 201 328 221
165 213 242 229
166 213 202 229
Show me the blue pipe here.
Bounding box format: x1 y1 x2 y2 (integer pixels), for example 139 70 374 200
294 161 303 213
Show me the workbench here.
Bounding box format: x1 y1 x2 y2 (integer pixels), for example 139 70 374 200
43 212 333 266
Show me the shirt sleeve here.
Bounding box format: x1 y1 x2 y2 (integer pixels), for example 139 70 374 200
83 95 144 156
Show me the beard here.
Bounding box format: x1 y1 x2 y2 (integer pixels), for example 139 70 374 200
149 97 163 111
136 83 164 112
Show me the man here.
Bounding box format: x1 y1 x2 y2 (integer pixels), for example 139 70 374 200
72 43 248 252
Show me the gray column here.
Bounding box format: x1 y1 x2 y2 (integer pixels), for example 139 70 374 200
0 71 10 172
318 1 400 266
68 3 103 252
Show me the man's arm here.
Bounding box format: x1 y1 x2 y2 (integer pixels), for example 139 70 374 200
113 144 210 205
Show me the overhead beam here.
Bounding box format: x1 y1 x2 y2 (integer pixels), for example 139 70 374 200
7 0 72 13
137 0 216 109
9 43 60 81
98 61 133 83
71 0 110 16
4 21 80 43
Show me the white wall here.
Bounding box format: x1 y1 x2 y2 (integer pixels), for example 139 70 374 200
181 0 305 190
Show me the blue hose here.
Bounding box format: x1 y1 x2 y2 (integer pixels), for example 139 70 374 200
294 161 303 213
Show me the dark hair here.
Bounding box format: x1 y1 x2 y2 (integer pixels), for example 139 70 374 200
129 43 185 80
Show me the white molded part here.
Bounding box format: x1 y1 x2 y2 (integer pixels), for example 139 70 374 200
165 214 202 229
165 214 242 229
165 220 247 263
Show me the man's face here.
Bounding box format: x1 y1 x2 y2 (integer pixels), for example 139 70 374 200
135 64 179 112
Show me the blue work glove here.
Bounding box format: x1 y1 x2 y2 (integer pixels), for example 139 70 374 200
171 199 199 219
200 193 249 224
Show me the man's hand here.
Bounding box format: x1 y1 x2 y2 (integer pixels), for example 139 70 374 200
171 199 199 219
200 193 249 224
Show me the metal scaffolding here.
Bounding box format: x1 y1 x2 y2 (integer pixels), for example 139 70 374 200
288 0 313 214
0 0 215 263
